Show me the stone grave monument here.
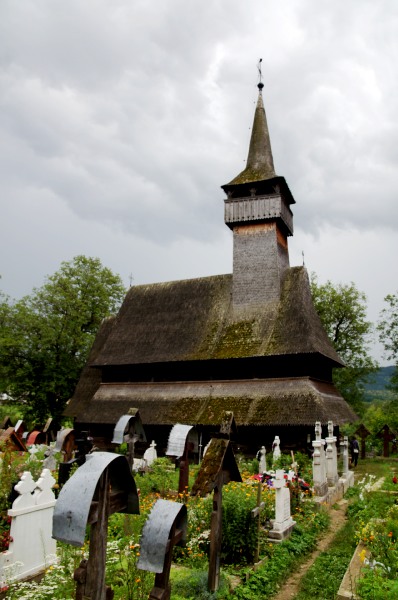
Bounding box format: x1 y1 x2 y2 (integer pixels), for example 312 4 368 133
268 469 296 542
325 420 339 486
312 421 328 497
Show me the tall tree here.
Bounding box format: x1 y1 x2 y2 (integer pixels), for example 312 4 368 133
0 256 126 422
310 275 378 413
378 292 398 392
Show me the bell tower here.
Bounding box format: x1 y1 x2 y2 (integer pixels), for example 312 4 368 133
222 82 295 309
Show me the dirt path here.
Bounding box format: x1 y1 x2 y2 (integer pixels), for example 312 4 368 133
273 499 348 600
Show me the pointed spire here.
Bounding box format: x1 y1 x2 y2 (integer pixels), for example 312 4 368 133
226 83 276 186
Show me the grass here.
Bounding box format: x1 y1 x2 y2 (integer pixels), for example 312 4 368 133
294 519 357 599
293 457 398 600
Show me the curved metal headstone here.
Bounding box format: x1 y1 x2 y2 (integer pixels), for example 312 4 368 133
53 452 139 546
55 428 75 452
138 499 187 573
111 411 146 445
166 424 197 458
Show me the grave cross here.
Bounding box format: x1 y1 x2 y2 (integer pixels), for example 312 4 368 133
166 424 197 494
191 434 241 592
138 499 187 600
377 424 396 458
355 424 371 460
149 523 183 600
251 480 265 563
112 409 146 470
53 452 139 600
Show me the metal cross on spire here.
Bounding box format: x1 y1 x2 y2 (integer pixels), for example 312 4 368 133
257 58 263 81
257 58 264 91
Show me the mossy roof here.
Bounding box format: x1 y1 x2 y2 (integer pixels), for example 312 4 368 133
89 267 343 367
69 377 357 427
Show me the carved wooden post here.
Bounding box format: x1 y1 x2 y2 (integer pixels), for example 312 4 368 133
207 482 222 592
251 481 265 564
150 520 182 600
85 469 111 599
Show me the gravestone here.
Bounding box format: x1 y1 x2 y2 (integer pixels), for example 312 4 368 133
312 421 328 497
0 469 57 587
143 440 157 468
268 469 296 542
338 435 354 493
43 445 58 472
325 421 339 486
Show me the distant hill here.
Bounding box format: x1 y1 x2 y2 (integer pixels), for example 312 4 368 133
364 366 395 391
362 365 396 402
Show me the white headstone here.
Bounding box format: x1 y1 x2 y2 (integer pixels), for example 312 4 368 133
312 422 328 497
268 470 296 541
143 440 157 467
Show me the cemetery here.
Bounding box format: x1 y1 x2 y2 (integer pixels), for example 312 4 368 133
1 55 397 600
0 414 398 599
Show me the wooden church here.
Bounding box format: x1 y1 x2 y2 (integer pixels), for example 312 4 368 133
65 81 357 454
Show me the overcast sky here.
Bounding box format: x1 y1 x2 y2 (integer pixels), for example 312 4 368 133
1 1 397 364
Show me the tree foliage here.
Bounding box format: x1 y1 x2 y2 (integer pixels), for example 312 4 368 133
0 256 126 423
310 275 378 413
378 292 398 394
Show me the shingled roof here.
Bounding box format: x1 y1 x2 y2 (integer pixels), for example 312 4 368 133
68 377 356 427
91 266 342 367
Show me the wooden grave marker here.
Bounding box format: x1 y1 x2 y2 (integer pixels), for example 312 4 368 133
166 424 198 494
251 480 265 563
138 499 187 600
191 412 241 592
53 452 139 600
376 424 396 458
112 408 146 470
355 424 371 459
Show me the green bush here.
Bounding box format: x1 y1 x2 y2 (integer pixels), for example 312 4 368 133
136 457 179 496
221 481 274 564
171 568 230 599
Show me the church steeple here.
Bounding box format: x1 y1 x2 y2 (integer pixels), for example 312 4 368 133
227 83 276 186
222 78 296 308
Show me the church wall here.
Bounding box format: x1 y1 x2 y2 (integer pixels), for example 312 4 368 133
232 222 289 306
